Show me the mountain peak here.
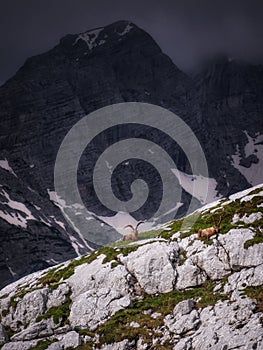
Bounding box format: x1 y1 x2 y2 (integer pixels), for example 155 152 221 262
59 20 138 51
71 21 136 51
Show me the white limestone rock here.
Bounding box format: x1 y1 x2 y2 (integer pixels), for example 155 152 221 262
191 298 262 350
1 340 38 350
12 288 49 329
232 212 262 224
224 264 263 294
46 283 70 309
57 331 81 348
46 342 63 350
190 242 230 280
11 319 54 341
120 242 179 294
69 287 130 330
173 300 195 316
0 324 8 345
165 300 200 335
99 339 131 350
68 255 131 299
219 229 263 268
176 261 206 289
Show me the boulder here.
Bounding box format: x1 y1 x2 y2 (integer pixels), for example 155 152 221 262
120 242 179 294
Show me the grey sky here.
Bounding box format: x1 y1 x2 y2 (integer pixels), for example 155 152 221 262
0 0 263 85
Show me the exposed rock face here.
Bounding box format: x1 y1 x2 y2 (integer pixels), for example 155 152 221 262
0 164 97 290
0 20 263 290
0 20 197 288
0 184 262 349
0 324 8 345
119 241 179 294
194 57 263 194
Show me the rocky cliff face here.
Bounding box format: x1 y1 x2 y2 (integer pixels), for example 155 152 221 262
0 184 262 349
194 57 263 195
0 20 263 289
0 20 199 288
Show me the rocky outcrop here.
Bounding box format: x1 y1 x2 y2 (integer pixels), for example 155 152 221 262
0 184 262 349
119 241 179 294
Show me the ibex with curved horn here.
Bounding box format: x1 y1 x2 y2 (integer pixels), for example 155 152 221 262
197 215 222 240
123 221 144 241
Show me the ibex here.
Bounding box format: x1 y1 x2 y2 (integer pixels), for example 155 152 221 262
123 221 144 241
197 215 222 241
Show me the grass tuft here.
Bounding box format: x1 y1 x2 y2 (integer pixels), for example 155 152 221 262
29 339 58 350
36 295 71 325
97 280 227 345
244 285 263 312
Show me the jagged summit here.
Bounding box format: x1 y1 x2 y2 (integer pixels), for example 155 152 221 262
60 20 138 50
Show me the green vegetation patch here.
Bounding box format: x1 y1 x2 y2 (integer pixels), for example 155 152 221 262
138 229 163 240
10 287 41 309
36 295 71 325
0 293 9 299
243 216 263 249
158 193 263 242
38 244 145 286
246 187 263 196
97 280 227 345
36 190 263 288
4 325 15 339
178 249 187 266
159 218 184 240
74 343 93 350
1 309 9 317
29 339 58 350
78 329 95 337
244 285 263 312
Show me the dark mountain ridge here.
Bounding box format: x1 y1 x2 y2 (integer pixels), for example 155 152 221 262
0 20 262 289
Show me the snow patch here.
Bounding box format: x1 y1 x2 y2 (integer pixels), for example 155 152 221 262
99 212 139 235
0 210 27 228
232 131 263 186
45 259 60 265
151 202 183 225
8 265 16 277
1 190 35 218
74 28 105 50
39 217 52 227
0 159 17 177
50 215 66 230
69 235 85 256
117 23 134 36
0 189 37 227
99 203 183 235
171 169 219 205
47 189 94 251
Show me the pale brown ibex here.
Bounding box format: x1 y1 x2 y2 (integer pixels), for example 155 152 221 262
123 221 144 241
197 215 222 241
